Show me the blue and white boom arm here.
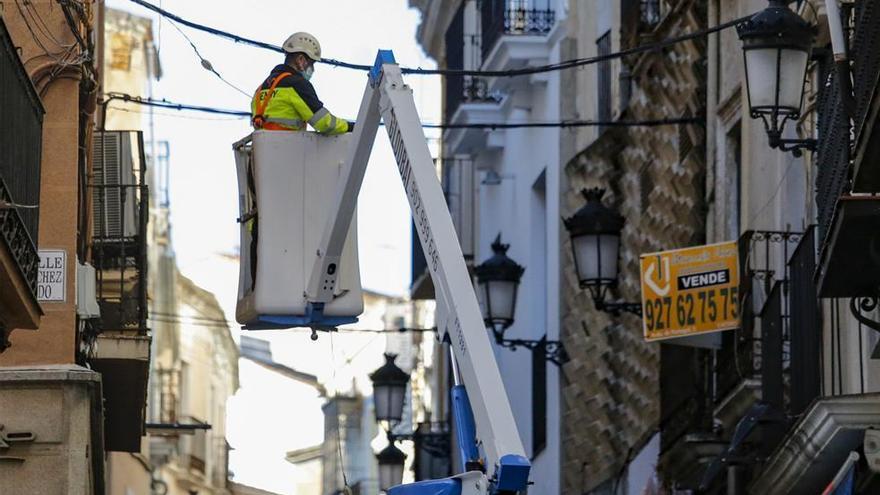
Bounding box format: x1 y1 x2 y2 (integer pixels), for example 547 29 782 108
306 51 530 492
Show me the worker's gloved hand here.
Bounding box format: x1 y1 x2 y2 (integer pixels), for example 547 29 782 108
347 121 355 133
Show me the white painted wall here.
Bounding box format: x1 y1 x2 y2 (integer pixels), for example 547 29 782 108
468 12 565 495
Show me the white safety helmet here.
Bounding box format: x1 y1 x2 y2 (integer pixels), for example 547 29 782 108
282 32 322 62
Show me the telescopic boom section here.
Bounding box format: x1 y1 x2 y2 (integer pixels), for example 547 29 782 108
306 51 530 491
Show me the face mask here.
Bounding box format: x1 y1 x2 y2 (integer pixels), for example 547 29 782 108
302 65 314 81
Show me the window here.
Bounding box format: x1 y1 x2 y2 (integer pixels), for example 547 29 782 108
597 31 612 130
724 122 742 240
445 3 465 123
109 33 134 71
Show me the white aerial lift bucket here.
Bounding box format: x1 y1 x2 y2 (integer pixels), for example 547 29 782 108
232 131 363 329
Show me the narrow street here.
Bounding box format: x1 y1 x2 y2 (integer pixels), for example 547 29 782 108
0 1 879 494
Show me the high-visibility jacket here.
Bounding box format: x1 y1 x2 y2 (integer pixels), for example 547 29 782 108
250 64 350 134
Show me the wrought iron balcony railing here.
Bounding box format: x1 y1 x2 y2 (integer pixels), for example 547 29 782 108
0 179 40 296
91 131 149 334
413 421 451 481
815 52 852 245
1 18 44 300
852 0 880 147
444 8 505 122
714 230 803 404
92 183 148 333
480 0 555 61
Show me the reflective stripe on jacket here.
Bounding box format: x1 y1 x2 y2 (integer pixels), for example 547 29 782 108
250 64 349 135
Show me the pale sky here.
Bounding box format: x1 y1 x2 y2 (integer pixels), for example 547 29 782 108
105 1 440 492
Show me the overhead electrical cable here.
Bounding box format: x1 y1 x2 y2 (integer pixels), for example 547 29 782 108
165 18 251 98
149 312 435 334
126 0 746 77
101 93 702 128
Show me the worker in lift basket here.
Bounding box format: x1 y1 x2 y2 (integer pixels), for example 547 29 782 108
250 32 354 134
246 32 354 289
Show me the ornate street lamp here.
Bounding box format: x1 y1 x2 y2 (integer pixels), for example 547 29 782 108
376 441 406 492
738 0 816 156
475 234 568 366
564 188 641 317
369 354 410 423
475 234 525 330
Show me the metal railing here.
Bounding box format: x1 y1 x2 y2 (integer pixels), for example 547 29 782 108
413 421 451 481
852 0 880 146
714 230 803 404
1 18 44 298
91 183 148 333
445 13 503 122
0 179 40 296
815 52 852 244
787 228 820 414
480 0 555 60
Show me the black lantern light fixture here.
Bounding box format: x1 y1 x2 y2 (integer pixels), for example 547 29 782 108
737 0 816 156
475 234 525 330
564 188 641 317
369 357 452 484
376 441 407 492
369 353 410 424
475 234 568 366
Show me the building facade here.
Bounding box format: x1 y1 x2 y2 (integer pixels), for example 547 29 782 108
0 2 116 493
559 0 706 492
410 0 566 491
101 8 240 495
145 271 240 495
412 0 880 493
0 4 241 493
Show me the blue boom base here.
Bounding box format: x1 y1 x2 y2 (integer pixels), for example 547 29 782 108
242 303 358 330
388 479 461 495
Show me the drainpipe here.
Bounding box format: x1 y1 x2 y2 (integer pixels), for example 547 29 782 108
824 0 855 119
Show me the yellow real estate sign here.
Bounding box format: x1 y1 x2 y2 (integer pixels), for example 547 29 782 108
639 241 740 341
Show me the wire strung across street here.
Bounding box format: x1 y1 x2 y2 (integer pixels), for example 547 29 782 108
127 0 746 78
102 92 702 129
149 311 436 334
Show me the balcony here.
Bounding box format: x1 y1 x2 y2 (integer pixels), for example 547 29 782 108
816 7 880 298
715 231 805 422
0 17 44 347
87 130 151 452
851 0 880 192
480 0 555 65
413 421 452 481
675 231 822 491
443 7 505 150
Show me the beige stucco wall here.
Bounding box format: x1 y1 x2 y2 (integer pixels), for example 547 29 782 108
103 8 155 132
148 271 238 495
106 451 153 495
0 2 89 365
0 366 102 494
